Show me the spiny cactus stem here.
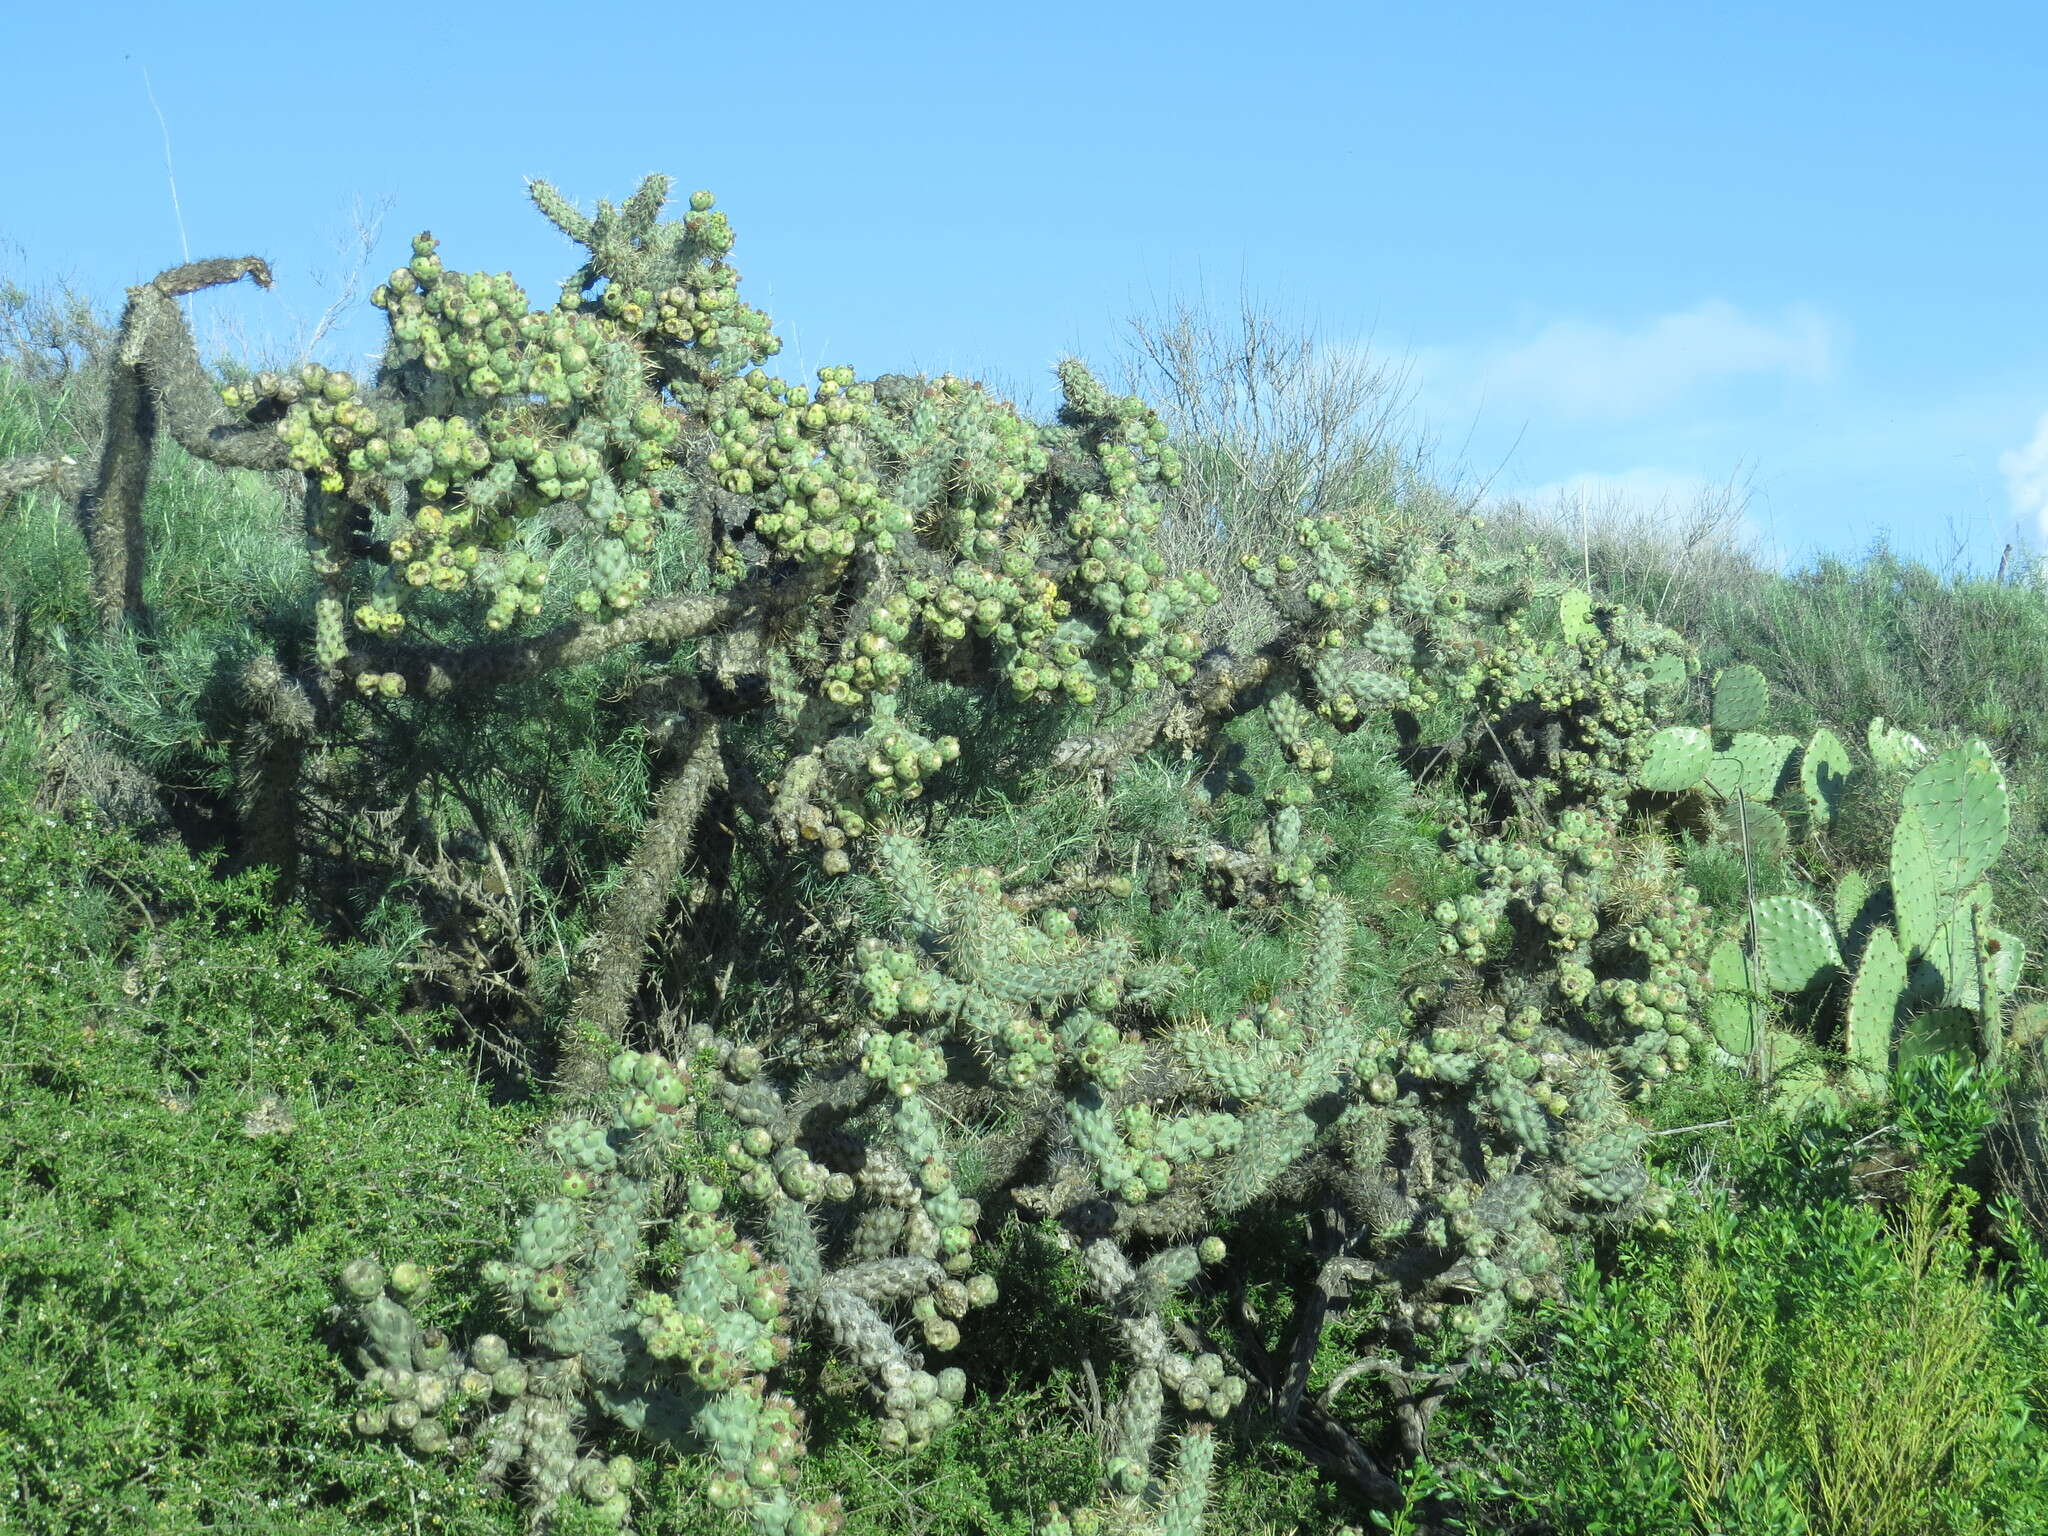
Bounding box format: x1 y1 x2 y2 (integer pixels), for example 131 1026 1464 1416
343 584 771 699
0 453 88 507
81 317 153 628
80 258 285 630
559 720 725 1096
1049 643 1281 774
234 655 322 890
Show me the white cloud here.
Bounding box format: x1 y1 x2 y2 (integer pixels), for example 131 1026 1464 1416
1422 301 1836 422
1999 411 2048 541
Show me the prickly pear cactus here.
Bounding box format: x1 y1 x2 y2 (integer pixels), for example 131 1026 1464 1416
1636 725 1713 792
1709 664 1769 731
1712 730 2020 1104
1750 897 1841 994
1799 726 1853 827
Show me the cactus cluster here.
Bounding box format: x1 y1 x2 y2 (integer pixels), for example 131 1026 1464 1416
339 1036 850 1535
1641 665 2022 1108
19 174 2031 1530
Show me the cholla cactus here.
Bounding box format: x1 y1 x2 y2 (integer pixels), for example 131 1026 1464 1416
21 173 2029 1527
337 1039 845 1535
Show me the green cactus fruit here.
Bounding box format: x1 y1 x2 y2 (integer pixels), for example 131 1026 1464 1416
1750 896 1841 993
389 1261 428 1297
410 1420 450 1455
1844 924 1904 1096
1898 1007 1974 1068
1799 727 1854 827
1901 745 2009 896
340 1258 385 1301
1706 938 1760 1056
1711 665 1769 731
1635 726 1711 792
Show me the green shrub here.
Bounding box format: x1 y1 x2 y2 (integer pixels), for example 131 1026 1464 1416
0 712 546 1533
1432 1087 2048 1536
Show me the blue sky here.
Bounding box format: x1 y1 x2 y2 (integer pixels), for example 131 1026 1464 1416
6 0 2046 572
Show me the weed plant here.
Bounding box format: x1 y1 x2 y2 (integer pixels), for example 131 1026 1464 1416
1422 1061 2048 1535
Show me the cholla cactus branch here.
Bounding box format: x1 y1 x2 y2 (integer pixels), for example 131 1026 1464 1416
561 720 727 1096
0 452 88 505
234 653 322 887
342 582 776 699
0 257 283 628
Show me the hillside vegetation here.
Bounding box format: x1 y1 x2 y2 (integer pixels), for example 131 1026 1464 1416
5 184 2048 1536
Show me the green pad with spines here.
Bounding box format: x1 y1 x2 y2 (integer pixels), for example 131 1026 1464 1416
1644 652 1688 697
1917 885 1992 1010
1704 732 1797 802
1867 717 1928 771
1711 665 1770 731
1750 896 1841 993
1844 924 1904 1095
1799 727 1854 827
1731 802 1788 861
1635 726 1712 792
1889 815 1940 959
1757 1028 1802 1077
1833 868 1873 948
1898 1007 1974 1068
2010 1002 2048 1049
1901 745 2009 897
1557 587 1598 646
1706 937 1760 1055
1762 1031 1837 1118
1988 927 2025 999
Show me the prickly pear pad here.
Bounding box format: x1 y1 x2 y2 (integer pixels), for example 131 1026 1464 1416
1751 896 1841 994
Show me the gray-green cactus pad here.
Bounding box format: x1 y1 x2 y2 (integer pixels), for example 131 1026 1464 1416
1635 726 1712 792
1798 727 1853 827
1751 896 1841 993
1711 665 1770 731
